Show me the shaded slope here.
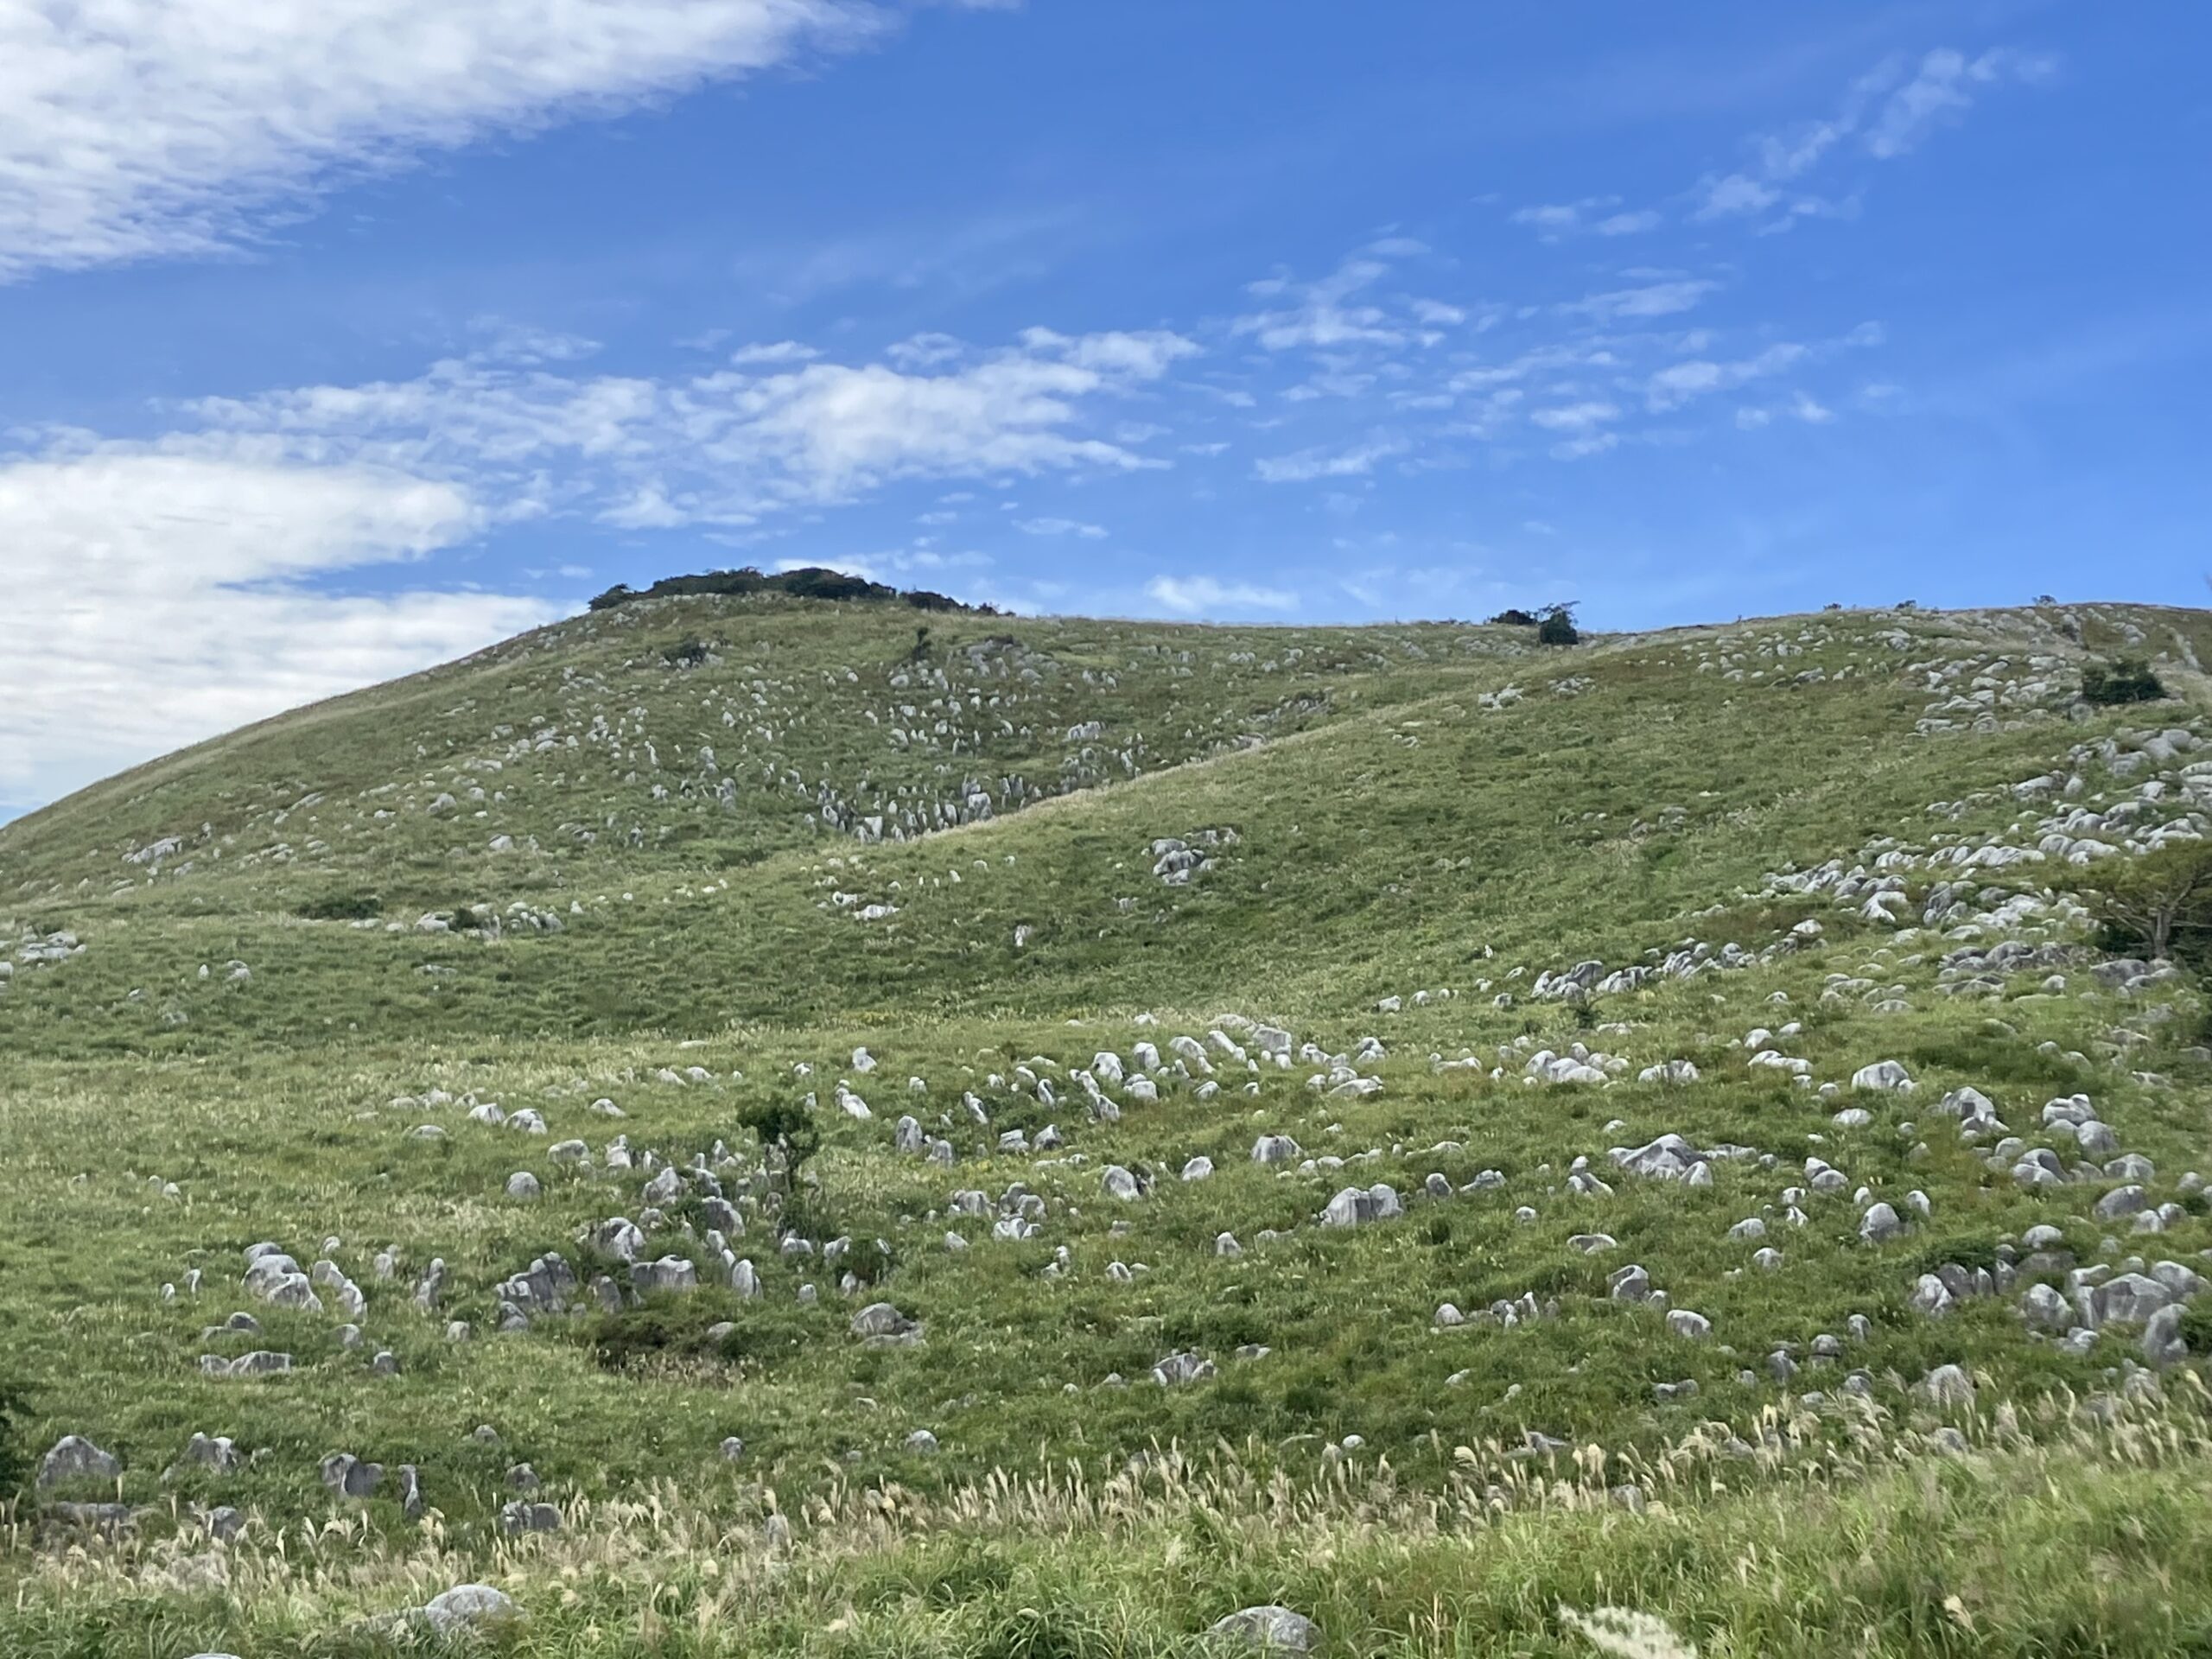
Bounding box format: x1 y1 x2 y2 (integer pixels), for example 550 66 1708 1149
0 594 1532 904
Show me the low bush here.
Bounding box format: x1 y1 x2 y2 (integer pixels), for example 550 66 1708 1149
293 888 382 922
2082 658 2166 705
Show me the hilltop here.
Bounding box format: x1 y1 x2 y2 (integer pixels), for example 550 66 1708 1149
2 594 2211 1656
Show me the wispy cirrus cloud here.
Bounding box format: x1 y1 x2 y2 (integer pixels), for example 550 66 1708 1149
180 325 1199 523
1644 342 1809 410
1694 43 2056 225
0 1 1032 283
1230 241 1464 353
1015 516 1108 538
1253 437 1405 484
1529 401 1621 432
1143 574 1298 616
1510 197 1662 239
1569 279 1718 322
1864 47 2057 158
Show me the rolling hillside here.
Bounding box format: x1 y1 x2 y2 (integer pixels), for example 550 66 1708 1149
2 593 2210 1657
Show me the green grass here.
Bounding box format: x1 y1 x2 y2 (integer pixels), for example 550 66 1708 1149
1 594 2209 1654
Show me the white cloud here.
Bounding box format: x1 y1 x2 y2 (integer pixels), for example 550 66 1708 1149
1789 391 1834 423
1529 401 1619 432
1252 438 1404 484
1015 516 1106 538
1864 48 2054 159
188 325 1198 519
1512 197 1659 239
1572 279 1717 321
1694 43 2056 225
887 332 969 369
1143 575 1297 616
1548 432 1619 461
728 340 821 365
1593 210 1662 236
1511 201 1592 232
1645 343 1808 410
772 548 988 583
0 0 990 282
1234 261 1402 351
1694 173 1782 220
1230 251 1448 353
0 442 553 810
1282 366 1377 403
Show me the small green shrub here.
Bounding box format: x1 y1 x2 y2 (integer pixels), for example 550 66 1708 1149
294 889 382 922
2082 658 2166 706
584 1294 823 1370
1537 604 1580 646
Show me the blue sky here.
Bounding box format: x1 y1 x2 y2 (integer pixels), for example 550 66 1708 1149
2 0 2207 812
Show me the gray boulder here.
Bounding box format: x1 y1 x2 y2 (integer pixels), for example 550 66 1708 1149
2144 1304 2190 1366
2094 1185 2149 1221
1153 1351 1217 1386
1859 1202 1905 1243
38 1435 121 1488
499 1501 562 1534
1850 1060 1915 1093
1320 1184 1402 1227
421 1584 519 1637
2080 1272 2174 1330
1920 1363 1975 1406
851 1302 924 1345
1209 1606 1322 1654
181 1432 241 1471
319 1452 383 1499
1910 1274 1955 1318
630 1255 698 1295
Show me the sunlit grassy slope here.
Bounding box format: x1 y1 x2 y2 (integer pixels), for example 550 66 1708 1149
2 592 2210 1656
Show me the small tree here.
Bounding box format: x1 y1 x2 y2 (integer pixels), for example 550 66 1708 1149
2078 841 2212 966
2082 658 2166 706
741 1097 821 1183
1537 603 1580 646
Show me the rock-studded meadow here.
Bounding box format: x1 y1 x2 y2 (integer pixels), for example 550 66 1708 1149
3 590 2211 1656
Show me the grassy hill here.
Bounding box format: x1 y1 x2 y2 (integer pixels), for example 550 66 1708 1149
2 594 2210 1656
